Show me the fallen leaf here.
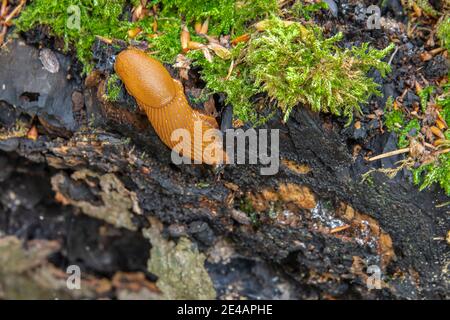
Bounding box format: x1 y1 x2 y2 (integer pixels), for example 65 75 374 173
208 43 231 60
27 125 38 141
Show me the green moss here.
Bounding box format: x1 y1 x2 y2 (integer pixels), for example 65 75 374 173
384 109 404 132
15 0 277 69
414 85 450 196
195 181 210 188
16 0 129 73
16 2 392 126
192 17 393 125
149 20 183 63
189 44 266 124
363 174 375 186
106 74 122 102
437 16 450 51
404 0 440 17
246 18 394 123
384 84 450 196
144 0 278 63
418 85 435 112
397 119 420 148
438 84 450 115
416 0 440 16
384 97 405 132
233 0 279 34
413 153 450 196
383 95 421 148
153 0 278 36
239 197 255 215
291 0 329 20
238 197 262 226
15 0 182 68
384 96 421 149
130 14 191 63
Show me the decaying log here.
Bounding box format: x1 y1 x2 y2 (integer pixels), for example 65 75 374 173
0 40 448 299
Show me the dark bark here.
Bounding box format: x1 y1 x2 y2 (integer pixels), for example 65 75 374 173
0 39 448 300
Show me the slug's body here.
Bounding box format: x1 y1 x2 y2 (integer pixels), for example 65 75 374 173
114 48 228 165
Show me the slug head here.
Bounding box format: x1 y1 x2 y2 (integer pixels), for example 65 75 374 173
114 48 176 109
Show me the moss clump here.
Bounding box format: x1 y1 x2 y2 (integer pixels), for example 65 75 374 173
384 109 404 131
413 153 450 196
412 86 450 196
437 16 450 51
239 197 255 215
438 84 450 115
384 95 421 148
291 0 329 20
106 73 122 102
193 18 394 124
16 0 128 73
146 0 278 63
153 0 278 36
384 84 450 196
403 0 440 17
397 119 420 148
16 2 393 125
384 97 404 131
246 18 394 123
189 44 265 124
418 85 435 112
15 0 277 69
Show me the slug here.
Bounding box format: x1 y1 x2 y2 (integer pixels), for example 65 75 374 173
114 48 228 165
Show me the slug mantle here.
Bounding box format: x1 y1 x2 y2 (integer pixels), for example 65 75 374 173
114 48 228 165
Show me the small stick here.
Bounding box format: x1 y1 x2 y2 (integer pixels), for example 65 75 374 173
430 47 445 56
330 225 350 234
3 0 25 24
95 35 113 44
0 0 8 18
388 46 399 66
436 148 450 155
225 59 234 81
435 201 450 208
368 148 410 161
424 142 437 150
0 24 7 45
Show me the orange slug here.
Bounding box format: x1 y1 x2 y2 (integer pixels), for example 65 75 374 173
114 48 228 165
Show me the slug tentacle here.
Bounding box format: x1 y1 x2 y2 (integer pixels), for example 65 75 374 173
114 48 228 165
